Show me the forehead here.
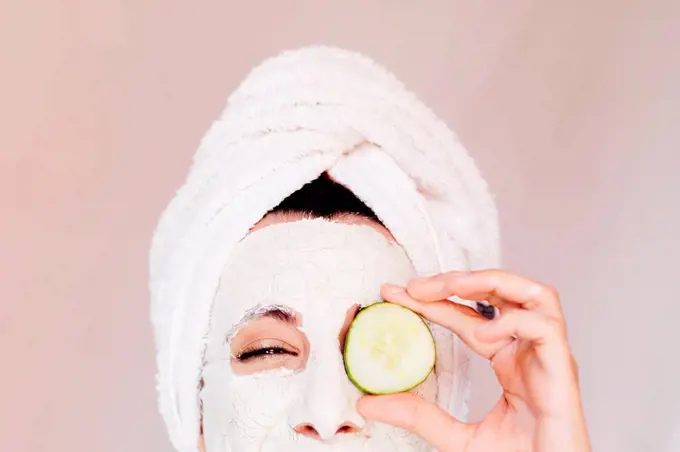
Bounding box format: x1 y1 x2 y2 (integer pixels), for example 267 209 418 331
210 219 416 333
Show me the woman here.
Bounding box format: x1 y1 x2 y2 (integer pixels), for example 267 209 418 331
149 46 590 451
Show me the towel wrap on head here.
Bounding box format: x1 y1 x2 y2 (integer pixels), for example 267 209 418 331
149 46 500 452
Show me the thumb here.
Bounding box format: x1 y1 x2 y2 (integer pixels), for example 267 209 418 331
357 393 474 452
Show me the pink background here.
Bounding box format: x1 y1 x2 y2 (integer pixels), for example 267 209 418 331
2 1 679 451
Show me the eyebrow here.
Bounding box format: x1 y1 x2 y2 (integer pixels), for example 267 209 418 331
225 304 297 342
258 306 296 323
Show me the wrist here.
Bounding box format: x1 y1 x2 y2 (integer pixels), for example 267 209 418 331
534 412 591 452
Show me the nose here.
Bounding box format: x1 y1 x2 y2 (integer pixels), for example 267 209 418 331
293 421 362 440
288 350 365 440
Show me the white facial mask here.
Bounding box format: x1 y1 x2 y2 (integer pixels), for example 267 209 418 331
201 219 438 451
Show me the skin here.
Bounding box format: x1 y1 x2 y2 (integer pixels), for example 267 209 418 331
359 274 592 452
199 213 591 451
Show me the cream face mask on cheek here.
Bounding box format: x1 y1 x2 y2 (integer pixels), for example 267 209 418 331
200 219 438 452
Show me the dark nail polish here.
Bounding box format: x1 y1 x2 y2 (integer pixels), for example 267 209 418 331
476 302 496 320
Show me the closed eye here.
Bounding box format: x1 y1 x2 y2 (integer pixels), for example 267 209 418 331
228 317 308 374
236 346 298 361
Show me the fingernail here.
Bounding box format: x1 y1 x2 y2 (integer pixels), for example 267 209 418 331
476 302 496 319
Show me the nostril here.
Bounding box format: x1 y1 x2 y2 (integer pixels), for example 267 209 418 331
293 422 361 440
294 423 321 440
336 422 360 435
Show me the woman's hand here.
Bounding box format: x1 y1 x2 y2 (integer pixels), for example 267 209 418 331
357 270 591 452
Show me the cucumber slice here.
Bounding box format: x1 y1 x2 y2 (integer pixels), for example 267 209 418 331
343 302 436 395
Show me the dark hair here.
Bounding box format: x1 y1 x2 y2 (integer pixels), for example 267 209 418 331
268 172 382 223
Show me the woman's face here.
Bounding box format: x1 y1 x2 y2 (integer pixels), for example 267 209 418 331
200 216 438 451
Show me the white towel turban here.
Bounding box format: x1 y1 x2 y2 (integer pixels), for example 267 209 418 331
149 46 500 452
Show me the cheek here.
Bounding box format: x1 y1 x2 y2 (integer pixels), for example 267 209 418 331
207 371 304 439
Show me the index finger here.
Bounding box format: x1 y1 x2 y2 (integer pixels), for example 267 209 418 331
381 284 512 359
408 270 564 318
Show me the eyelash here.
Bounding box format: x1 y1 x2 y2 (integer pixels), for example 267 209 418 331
236 347 298 361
